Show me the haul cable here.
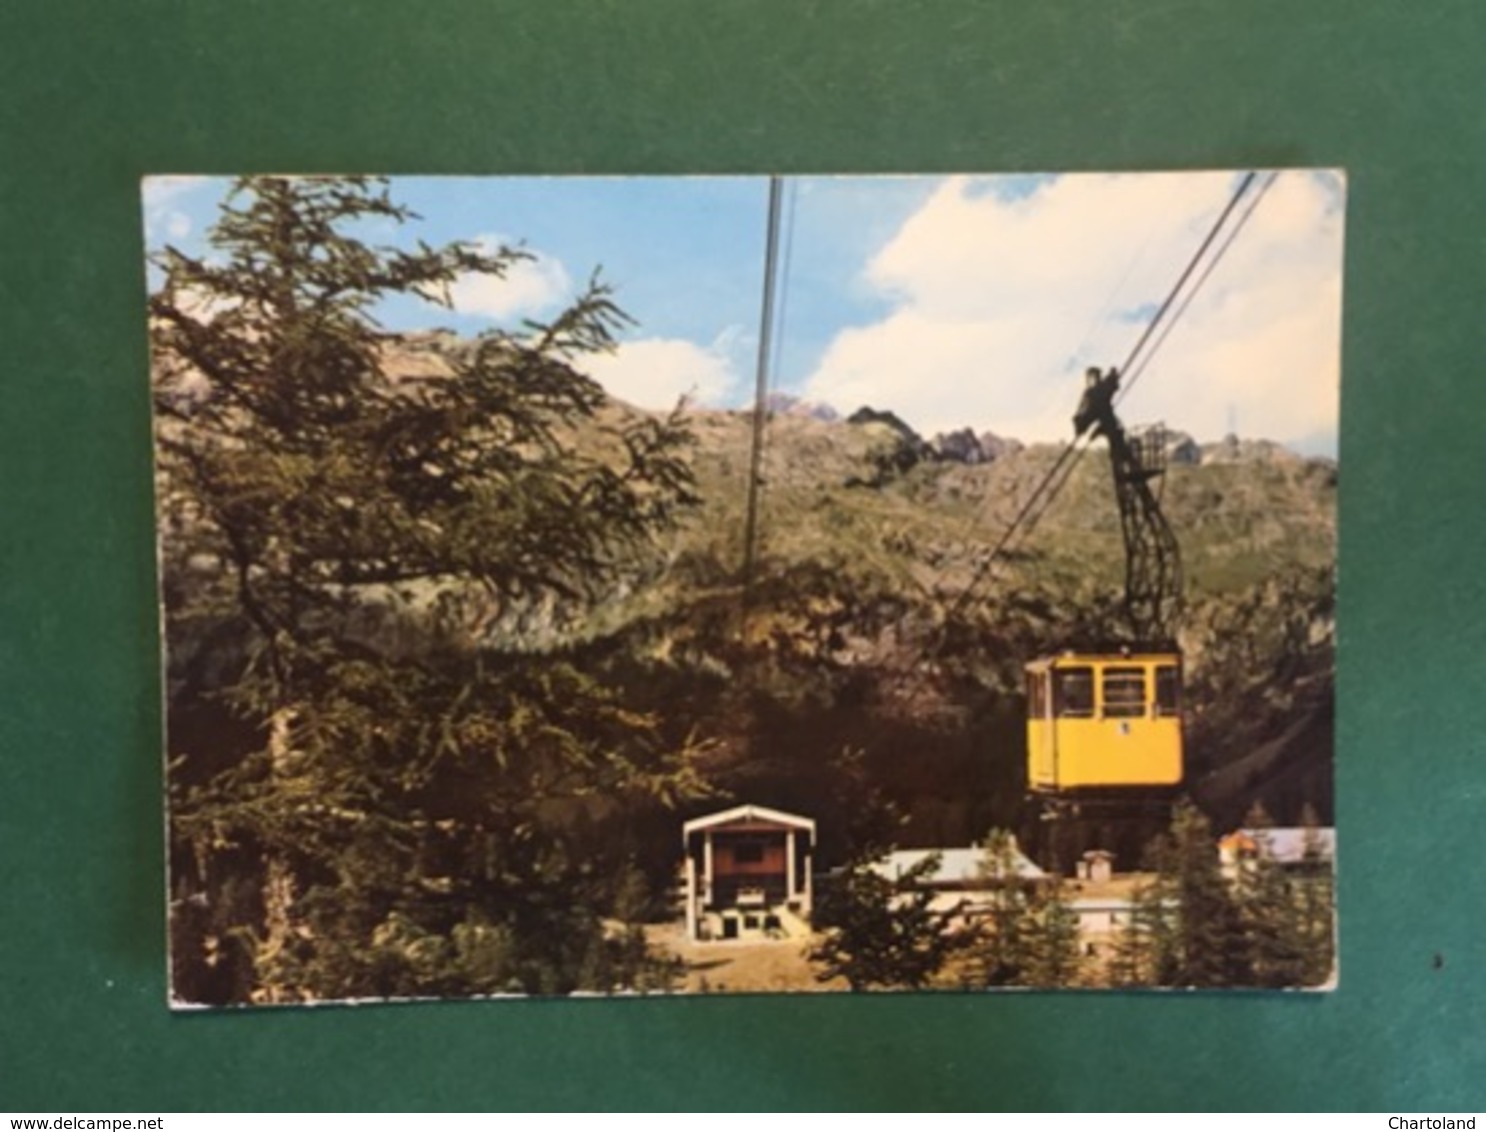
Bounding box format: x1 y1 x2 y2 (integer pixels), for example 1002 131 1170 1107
1015 170 1277 545
933 170 1265 652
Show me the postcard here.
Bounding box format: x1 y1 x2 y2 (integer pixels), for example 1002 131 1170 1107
146 171 1341 1005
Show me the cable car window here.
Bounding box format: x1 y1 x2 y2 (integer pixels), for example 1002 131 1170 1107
1102 666 1146 718
1053 667 1095 718
1155 665 1181 717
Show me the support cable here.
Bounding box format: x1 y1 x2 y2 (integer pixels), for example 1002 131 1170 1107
752 177 800 555
1020 170 1279 542
1117 170 1279 406
927 170 1266 658
740 175 785 626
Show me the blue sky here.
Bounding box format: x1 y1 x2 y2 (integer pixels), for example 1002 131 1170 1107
143 170 1345 454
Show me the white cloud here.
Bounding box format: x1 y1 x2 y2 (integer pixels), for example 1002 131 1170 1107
802 171 1344 449
581 337 736 410
447 236 571 320
141 175 209 209
142 176 213 246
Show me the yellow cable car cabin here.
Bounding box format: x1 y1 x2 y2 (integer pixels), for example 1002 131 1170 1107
1025 650 1183 794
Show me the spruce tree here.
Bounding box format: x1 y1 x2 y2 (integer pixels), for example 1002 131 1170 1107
152 176 708 1003
1224 806 1311 988
1231 828 1309 987
969 829 1032 986
1295 802 1337 986
1019 877 1084 987
808 850 965 991
1107 879 1166 987
961 830 1083 988
1137 802 1249 986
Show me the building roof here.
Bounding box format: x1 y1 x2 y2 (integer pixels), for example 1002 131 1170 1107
682 803 815 840
870 844 1046 887
1221 827 1336 864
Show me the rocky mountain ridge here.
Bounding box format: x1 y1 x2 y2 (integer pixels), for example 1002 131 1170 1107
741 381 1328 471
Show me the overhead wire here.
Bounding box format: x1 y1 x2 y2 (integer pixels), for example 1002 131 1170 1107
739 175 788 628
768 177 800 407
1021 170 1279 539
1116 170 1279 407
734 169 1273 669
1116 171 1258 388
751 176 800 565
1068 220 1159 372
927 169 1268 661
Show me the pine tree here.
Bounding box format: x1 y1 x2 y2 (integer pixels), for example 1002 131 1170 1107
1110 804 1331 989
1231 826 1309 988
1107 878 1167 987
1138 802 1249 987
961 830 1084 988
969 830 1032 986
153 177 709 1003
1295 802 1337 986
808 850 965 991
1019 878 1084 987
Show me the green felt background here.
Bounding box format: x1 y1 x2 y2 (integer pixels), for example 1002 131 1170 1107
1 0 1482 1112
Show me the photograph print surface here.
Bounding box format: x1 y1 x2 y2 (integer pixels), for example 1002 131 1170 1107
147 171 1341 1005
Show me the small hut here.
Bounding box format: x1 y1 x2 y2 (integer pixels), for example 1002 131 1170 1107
681 804 815 942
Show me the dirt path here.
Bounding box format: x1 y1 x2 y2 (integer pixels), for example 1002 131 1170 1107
646 921 848 994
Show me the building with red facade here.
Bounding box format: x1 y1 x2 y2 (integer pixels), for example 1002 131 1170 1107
681 804 815 942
